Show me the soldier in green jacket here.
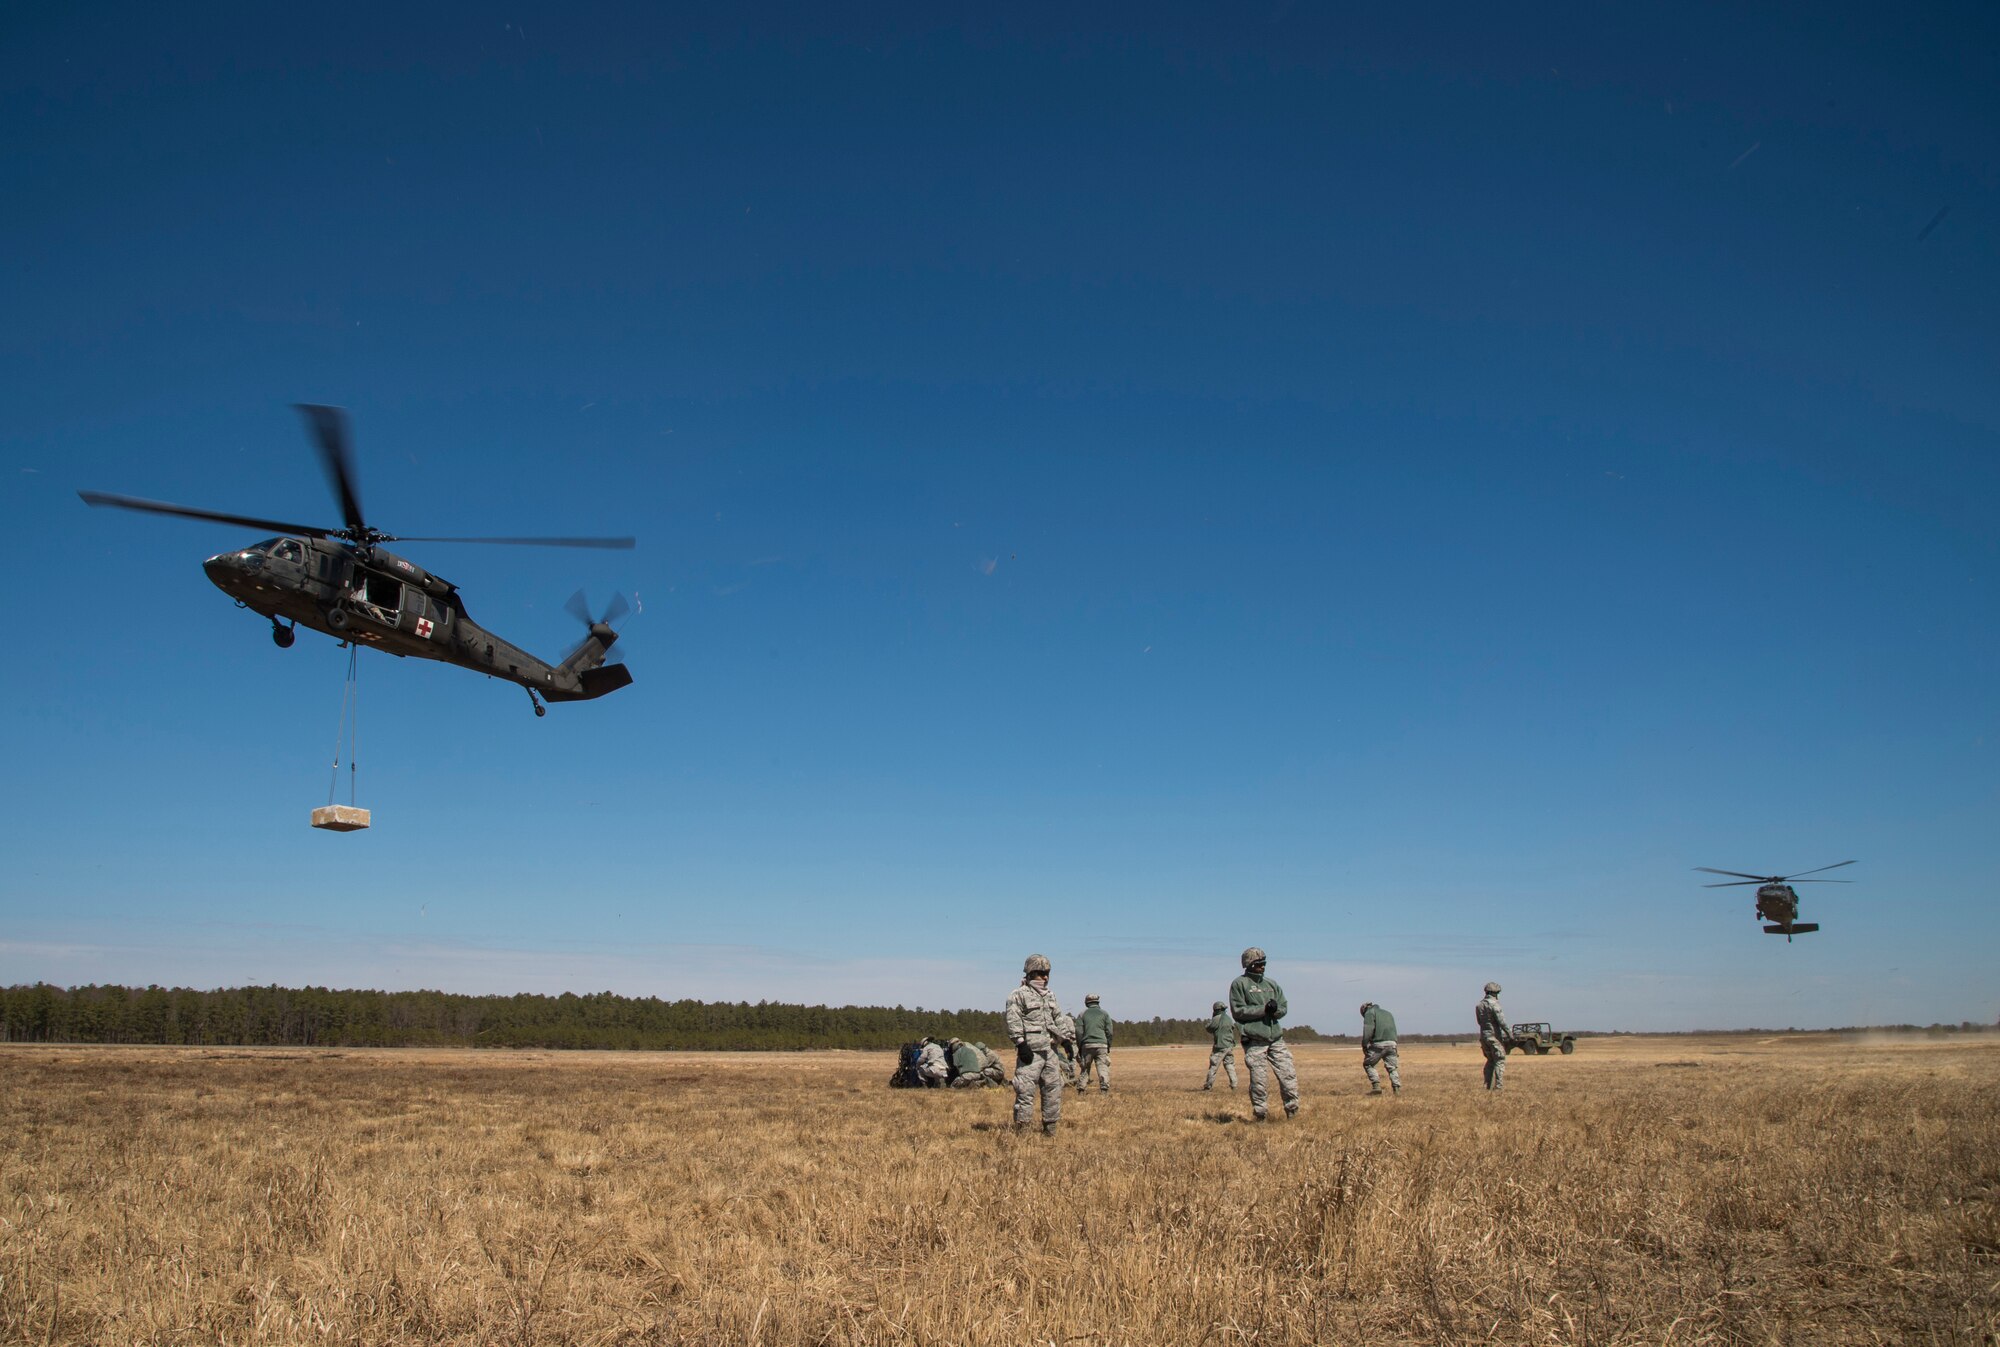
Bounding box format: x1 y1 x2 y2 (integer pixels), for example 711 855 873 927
1202 999 1240 1090
1229 946 1299 1120
1075 994 1113 1093
946 1037 990 1088
1359 1001 1402 1095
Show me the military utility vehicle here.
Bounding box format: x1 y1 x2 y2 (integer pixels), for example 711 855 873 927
1506 1023 1576 1055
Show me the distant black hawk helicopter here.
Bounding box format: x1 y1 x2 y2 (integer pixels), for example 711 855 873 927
80 404 635 717
1694 861 1855 941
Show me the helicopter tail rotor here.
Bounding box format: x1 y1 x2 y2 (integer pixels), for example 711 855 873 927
545 591 635 703
559 590 633 670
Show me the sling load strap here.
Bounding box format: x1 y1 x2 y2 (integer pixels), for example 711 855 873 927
326 645 360 807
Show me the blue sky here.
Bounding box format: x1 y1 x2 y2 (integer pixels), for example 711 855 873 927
3 4 1993 1033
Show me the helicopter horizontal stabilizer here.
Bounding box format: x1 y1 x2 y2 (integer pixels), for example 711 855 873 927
544 662 633 702
578 663 632 699
1763 923 1818 935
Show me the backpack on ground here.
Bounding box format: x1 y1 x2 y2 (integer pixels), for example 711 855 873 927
888 1041 928 1088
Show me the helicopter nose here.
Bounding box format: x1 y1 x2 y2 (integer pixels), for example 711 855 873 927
203 550 256 593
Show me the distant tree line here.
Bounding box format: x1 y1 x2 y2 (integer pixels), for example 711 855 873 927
0 983 1328 1051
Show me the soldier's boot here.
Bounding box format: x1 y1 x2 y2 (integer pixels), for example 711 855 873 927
1285 1103 1299 1118
1253 1110 1268 1122
1367 1087 1384 1096
1042 1121 1059 1136
1391 1082 1401 1095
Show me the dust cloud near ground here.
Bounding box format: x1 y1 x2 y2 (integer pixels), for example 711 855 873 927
3 1036 1996 1345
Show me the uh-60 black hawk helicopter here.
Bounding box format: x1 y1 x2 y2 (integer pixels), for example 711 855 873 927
80 404 634 717
1694 861 1855 941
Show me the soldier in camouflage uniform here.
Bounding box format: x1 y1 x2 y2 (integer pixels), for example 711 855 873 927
1202 1000 1239 1090
1230 947 1299 1120
916 1036 950 1087
1476 981 1512 1091
974 1041 1007 1087
1005 953 1073 1133
1075 993 1113 1093
1359 1001 1401 1095
1053 1011 1081 1086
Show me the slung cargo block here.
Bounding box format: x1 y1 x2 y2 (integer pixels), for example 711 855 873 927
311 805 372 832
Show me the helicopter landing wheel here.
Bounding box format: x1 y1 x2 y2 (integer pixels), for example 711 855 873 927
272 621 296 649
526 686 546 717
325 606 350 632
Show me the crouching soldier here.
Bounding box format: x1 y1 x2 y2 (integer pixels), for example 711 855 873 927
947 1037 988 1088
1360 1001 1401 1095
916 1036 950 1087
1005 953 1072 1134
975 1042 1007 1087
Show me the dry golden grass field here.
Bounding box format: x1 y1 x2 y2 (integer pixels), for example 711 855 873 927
2 1035 1997 1346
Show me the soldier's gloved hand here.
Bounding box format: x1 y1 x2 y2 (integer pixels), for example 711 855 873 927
1016 1042 1033 1067
1262 1003 1278 1022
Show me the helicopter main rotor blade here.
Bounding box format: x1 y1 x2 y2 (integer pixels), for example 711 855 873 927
1694 867 1774 882
1702 880 1765 888
393 534 636 549
1789 878 1852 884
295 403 367 536
78 491 338 540
1782 860 1856 881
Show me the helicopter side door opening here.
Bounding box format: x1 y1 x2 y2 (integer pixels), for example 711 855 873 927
352 571 404 627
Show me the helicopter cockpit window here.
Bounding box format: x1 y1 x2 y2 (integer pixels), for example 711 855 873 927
271 540 304 565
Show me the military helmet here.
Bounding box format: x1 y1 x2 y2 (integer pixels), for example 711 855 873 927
1213 1000 1227 1013
1024 953 1051 975
1359 1002 1373 1014
1085 993 1100 1004
947 1037 962 1048
1241 946 1266 968
1484 981 1502 994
